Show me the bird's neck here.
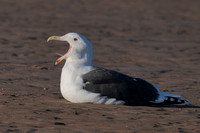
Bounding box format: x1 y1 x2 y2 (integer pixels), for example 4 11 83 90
63 56 91 75
66 49 92 66
62 57 93 77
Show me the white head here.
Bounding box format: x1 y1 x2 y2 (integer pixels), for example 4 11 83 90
47 32 92 65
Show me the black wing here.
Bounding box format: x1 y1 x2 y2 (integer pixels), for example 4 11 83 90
82 68 159 106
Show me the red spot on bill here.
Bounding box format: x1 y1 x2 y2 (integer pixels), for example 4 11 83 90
57 59 61 64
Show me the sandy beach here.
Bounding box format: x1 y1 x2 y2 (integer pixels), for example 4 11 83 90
0 0 200 132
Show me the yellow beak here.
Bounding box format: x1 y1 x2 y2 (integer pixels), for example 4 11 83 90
47 36 65 42
47 35 71 65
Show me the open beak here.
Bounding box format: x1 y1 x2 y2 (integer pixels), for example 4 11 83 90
47 36 72 65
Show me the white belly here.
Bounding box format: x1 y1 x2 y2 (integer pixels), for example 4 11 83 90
60 64 125 105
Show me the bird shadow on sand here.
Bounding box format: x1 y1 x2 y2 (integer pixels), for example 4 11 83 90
151 104 200 108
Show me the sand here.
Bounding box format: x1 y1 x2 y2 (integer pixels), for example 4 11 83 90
0 0 200 132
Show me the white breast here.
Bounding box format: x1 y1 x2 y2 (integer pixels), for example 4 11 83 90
60 62 125 105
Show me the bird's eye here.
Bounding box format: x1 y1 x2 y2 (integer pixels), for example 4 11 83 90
74 38 78 41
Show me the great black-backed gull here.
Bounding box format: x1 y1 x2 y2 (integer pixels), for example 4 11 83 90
47 32 191 106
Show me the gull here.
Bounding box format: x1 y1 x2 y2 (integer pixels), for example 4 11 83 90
47 32 191 106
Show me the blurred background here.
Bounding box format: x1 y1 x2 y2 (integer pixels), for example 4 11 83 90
0 0 200 132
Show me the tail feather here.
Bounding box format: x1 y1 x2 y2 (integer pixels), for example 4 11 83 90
160 96 191 105
160 92 181 98
151 92 192 105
